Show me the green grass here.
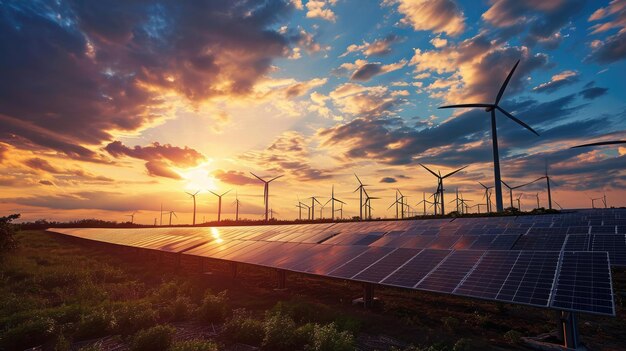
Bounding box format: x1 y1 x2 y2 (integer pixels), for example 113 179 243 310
1 230 625 350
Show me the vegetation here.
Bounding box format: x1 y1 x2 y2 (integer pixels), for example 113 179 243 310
0 213 19 253
1 229 624 350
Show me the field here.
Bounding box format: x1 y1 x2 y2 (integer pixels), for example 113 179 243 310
1 230 625 351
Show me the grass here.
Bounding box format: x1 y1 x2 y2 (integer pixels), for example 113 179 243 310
1 230 625 350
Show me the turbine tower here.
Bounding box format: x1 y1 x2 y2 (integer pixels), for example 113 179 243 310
478 182 493 213
209 189 231 222
232 191 241 222
420 163 468 215
250 172 283 222
125 212 136 224
325 185 346 221
501 178 544 209
308 196 322 221
168 211 177 226
439 60 540 212
354 174 369 220
185 190 200 225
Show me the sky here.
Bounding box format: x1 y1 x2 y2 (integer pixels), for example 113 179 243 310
1 0 625 224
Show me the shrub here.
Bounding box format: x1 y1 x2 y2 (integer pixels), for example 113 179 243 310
453 338 472 351
197 290 228 323
75 308 116 340
441 316 459 331
503 330 522 344
222 309 264 346
130 324 175 351
0 213 20 253
306 323 354 351
170 339 219 351
262 312 298 351
333 315 361 334
0 316 56 350
165 296 196 321
113 301 158 335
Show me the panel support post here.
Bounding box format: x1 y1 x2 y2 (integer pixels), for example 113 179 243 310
276 269 287 290
557 311 580 349
363 283 374 309
230 262 238 279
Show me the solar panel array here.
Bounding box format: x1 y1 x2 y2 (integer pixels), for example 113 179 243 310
48 209 624 317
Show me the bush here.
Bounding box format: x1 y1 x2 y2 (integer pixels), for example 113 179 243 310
75 308 116 340
262 312 298 350
166 296 197 321
222 309 264 346
441 316 459 331
170 339 219 351
130 325 175 351
306 323 354 351
0 316 56 350
113 301 158 335
503 330 522 344
0 213 19 253
197 290 228 323
453 338 472 351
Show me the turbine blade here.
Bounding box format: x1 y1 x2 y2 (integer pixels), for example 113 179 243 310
209 190 219 197
443 165 469 178
354 173 363 185
495 60 519 105
438 103 493 109
249 172 265 182
570 140 626 148
501 180 511 189
268 174 284 182
419 163 439 178
222 189 232 196
336 199 346 205
496 106 539 136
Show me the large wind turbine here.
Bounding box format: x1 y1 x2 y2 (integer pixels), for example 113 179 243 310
420 164 468 215
308 196 323 221
186 190 200 225
325 185 346 221
250 172 283 221
209 189 231 222
439 60 540 212
541 161 553 210
354 174 369 220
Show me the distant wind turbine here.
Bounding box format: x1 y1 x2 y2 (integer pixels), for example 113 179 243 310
439 59 540 212
186 190 200 225
325 185 346 221
420 163 468 215
168 210 177 226
354 174 369 220
232 191 241 222
501 178 543 209
363 188 379 220
125 212 136 224
308 196 323 221
540 161 553 210
478 182 493 213
534 193 540 209
335 202 344 219
250 172 283 222
209 189 231 222
516 194 523 211
416 192 429 216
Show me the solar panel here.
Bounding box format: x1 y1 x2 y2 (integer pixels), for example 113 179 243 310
592 234 626 266
512 234 567 251
496 251 560 307
487 234 520 250
328 246 394 278
562 234 590 251
416 250 484 293
469 235 496 250
381 249 450 288
352 248 421 283
550 252 614 316
454 251 521 299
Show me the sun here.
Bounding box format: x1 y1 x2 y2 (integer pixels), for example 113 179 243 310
179 163 217 192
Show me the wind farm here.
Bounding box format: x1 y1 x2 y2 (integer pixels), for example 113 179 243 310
2 1 626 351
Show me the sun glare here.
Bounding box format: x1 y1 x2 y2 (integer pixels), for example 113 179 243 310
180 163 217 191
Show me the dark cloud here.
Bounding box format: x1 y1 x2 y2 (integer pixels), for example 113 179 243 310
213 170 258 185
586 31 626 64
0 1 293 158
105 141 205 179
351 64 383 81
579 86 609 100
380 177 397 183
39 180 54 186
24 158 61 173
586 0 626 64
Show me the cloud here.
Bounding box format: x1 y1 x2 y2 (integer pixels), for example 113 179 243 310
430 37 448 48
410 36 549 103
327 83 406 117
340 34 402 57
579 86 609 100
306 0 337 22
387 0 465 37
39 180 55 186
105 141 205 179
380 177 397 183
240 131 332 181
0 1 294 158
349 60 407 81
24 158 61 173
532 70 579 93
213 170 258 185
586 1 626 64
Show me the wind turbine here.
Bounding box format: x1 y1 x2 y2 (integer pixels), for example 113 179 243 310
363 188 379 220
185 190 200 225
232 191 241 222
478 182 493 212
125 212 136 224
398 189 408 218
168 211 177 226
516 194 523 211
439 59 540 212
534 193 540 209
335 202 344 219
308 196 322 221
554 201 564 210
354 174 369 220
501 177 543 209
571 140 626 148
541 161 553 210
389 190 403 219
325 185 346 221
416 192 429 216
420 163 468 215
209 189 231 222
160 203 163 226
250 172 283 222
